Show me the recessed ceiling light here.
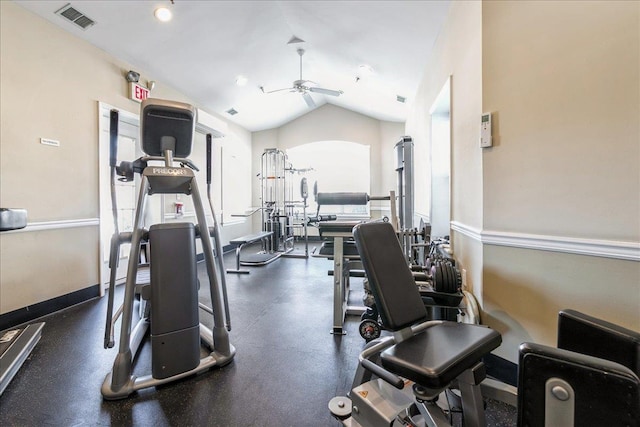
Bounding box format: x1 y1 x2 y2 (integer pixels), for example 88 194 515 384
154 7 172 22
235 75 248 87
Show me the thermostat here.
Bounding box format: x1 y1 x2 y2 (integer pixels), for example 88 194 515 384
480 112 492 148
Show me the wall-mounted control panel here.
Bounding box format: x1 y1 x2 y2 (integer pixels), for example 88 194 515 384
480 112 492 148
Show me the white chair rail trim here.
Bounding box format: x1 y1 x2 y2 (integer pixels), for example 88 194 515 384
450 221 640 261
3 218 99 234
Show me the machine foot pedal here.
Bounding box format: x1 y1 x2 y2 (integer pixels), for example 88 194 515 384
328 396 352 420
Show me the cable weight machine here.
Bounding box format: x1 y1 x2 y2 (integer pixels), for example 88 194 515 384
261 149 293 254
260 148 310 258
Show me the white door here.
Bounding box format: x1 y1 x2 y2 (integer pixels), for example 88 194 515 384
98 103 141 295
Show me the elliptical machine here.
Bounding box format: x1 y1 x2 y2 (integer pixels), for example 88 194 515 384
101 99 235 400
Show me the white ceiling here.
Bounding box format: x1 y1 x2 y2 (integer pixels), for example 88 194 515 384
14 1 450 132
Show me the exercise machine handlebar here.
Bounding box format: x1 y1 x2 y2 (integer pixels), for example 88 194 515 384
357 320 443 390
307 214 337 225
206 133 231 332
109 110 118 168
358 336 405 390
206 134 212 184
104 109 120 349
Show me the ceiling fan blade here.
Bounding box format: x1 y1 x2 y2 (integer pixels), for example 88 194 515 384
302 92 316 108
261 86 294 94
308 87 343 97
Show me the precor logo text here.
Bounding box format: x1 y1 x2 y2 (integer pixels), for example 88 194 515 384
152 168 187 176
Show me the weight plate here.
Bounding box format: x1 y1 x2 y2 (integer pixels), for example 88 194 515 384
359 319 382 341
453 265 463 290
439 261 449 293
435 262 443 291
447 262 457 293
441 262 450 293
451 264 461 293
459 290 480 324
445 263 456 294
433 262 444 292
444 262 458 294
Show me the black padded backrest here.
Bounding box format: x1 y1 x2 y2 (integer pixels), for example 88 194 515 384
316 192 369 206
518 342 639 427
558 309 640 377
353 221 427 330
141 98 196 158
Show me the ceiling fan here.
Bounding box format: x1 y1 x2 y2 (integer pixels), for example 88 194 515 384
260 48 343 108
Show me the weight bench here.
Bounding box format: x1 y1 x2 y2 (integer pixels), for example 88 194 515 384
330 221 501 426
226 231 278 274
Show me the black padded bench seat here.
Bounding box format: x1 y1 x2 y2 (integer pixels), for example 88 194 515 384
229 231 273 246
381 322 501 389
226 231 277 274
317 221 361 238
318 240 360 257
353 220 502 403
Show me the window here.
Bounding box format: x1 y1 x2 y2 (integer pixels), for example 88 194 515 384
286 141 370 218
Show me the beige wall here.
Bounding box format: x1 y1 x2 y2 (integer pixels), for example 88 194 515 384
484 246 640 361
405 1 485 298
482 0 639 240
0 2 252 314
481 0 640 360
407 0 639 363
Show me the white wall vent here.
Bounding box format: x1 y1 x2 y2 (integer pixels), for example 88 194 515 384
55 3 96 30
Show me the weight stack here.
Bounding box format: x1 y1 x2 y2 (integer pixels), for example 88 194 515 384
149 222 200 379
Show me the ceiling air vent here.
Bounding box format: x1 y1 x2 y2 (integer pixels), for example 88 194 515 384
396 95 407 104
226 108 238 116
55 3 96 30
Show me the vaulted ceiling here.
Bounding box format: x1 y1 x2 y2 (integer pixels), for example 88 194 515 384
15 1 450 131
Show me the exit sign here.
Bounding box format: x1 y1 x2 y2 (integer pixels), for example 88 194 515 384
129 82 150 103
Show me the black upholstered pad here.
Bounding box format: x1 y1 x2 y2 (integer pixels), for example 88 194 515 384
518 342 639 427
354 222 428 330
558 309 640 377
381 322 501 389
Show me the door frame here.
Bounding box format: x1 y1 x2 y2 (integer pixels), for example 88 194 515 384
97 102 140 296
